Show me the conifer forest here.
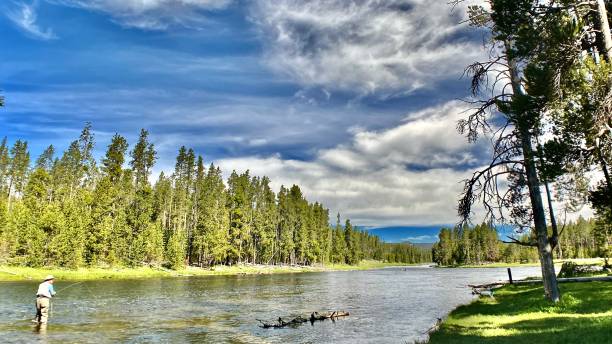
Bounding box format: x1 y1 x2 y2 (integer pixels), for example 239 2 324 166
0 125 431 269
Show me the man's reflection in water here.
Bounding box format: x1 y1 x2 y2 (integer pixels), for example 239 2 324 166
34 322 48 340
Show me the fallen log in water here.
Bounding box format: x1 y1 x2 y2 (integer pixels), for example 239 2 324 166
310 311 350 321
467 282 505 289
257 316 308 329
258 311 350 329
514 276 612 284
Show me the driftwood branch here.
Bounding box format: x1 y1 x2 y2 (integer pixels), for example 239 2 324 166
258 311 350 329
257 316 308 329
310 311 350 321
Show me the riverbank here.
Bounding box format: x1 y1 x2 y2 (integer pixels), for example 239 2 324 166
0 260 416 281
427 281 612 343
441 258 605 269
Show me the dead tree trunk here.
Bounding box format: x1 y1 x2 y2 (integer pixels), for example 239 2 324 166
597 0 612 62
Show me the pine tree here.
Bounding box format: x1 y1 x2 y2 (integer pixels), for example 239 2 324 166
35 145 55 172
331 214 347 263
277 186 295 264
130 129 156 188
127 130 161 265
102 134 128 183
7 140 30 200
0 137 11 196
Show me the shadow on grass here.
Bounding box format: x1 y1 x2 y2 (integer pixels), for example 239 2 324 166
428 282 612 344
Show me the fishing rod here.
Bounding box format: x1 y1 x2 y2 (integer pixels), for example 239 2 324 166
56 281 86 293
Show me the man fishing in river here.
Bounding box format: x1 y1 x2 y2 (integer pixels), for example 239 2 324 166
34 275 56 324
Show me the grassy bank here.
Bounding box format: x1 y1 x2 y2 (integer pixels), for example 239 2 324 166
428 281 612 344
444 258 605 269
0 260 414 281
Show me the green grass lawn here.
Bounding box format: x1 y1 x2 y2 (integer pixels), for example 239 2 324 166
428 281 612 344
0 260 416 281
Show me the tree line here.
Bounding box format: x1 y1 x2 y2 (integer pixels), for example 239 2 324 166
0 126 430 269
432 218 602 266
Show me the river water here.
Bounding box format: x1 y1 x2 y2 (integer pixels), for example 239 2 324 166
0 266 542 343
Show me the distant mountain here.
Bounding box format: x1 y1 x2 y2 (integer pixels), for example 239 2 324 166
362 224 521 244
363 226 445 243
406 242 434 249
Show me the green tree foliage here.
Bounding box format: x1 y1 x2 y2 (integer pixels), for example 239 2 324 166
432 220 601 266
331 214 347 263
102 134 128 183
0 125 431 269
0 137 10 196
8 140 30 199
455 0 612 302
35 145 55 172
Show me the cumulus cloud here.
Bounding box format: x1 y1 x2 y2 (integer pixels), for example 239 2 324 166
252 0 485 94
51 0 232 29
6 1 57 40
217 101 485 226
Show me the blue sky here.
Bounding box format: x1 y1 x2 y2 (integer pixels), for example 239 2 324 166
0 0 498 243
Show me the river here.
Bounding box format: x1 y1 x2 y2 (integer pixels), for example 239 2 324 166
0 266 542 343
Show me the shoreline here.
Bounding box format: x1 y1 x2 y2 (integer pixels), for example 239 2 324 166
437 258 605 269
0 260 421 282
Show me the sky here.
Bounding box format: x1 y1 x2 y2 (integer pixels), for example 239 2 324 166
0 0 499 243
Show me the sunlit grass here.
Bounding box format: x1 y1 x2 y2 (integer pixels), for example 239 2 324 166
0 266 173 281
0 260 415 281
428 282 612 344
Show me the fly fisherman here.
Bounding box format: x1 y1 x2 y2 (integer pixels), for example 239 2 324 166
35 275 56 324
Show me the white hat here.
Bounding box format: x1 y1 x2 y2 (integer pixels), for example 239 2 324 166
44 275 55 281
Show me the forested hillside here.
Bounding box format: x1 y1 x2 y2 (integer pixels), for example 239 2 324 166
432 219 604 266
0 125 430 269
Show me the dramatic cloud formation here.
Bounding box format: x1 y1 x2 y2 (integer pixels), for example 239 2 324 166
1 0 500 230
218 101 485 226
51 0 232 29
252 0 484 94
5 1 57 40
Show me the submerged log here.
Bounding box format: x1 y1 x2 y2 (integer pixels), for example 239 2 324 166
257 316 308 329
258 311 350 329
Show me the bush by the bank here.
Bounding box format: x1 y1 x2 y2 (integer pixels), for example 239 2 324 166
557 261 604 278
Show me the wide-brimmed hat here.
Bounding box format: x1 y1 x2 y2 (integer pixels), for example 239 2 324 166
44 275 55 281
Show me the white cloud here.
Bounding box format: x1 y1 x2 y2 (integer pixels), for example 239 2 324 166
6 1 57 40
217 101 483 226
252 0 485 94
51 0 232 29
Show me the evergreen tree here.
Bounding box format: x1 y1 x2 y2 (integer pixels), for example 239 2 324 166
331 214 347 263
102 134 128 183
35 145 55 172
0 137 11 196
130 129 156 188
7 140 30 200
0 128 432 269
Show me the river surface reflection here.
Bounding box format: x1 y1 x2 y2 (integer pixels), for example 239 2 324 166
0 266 542 343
